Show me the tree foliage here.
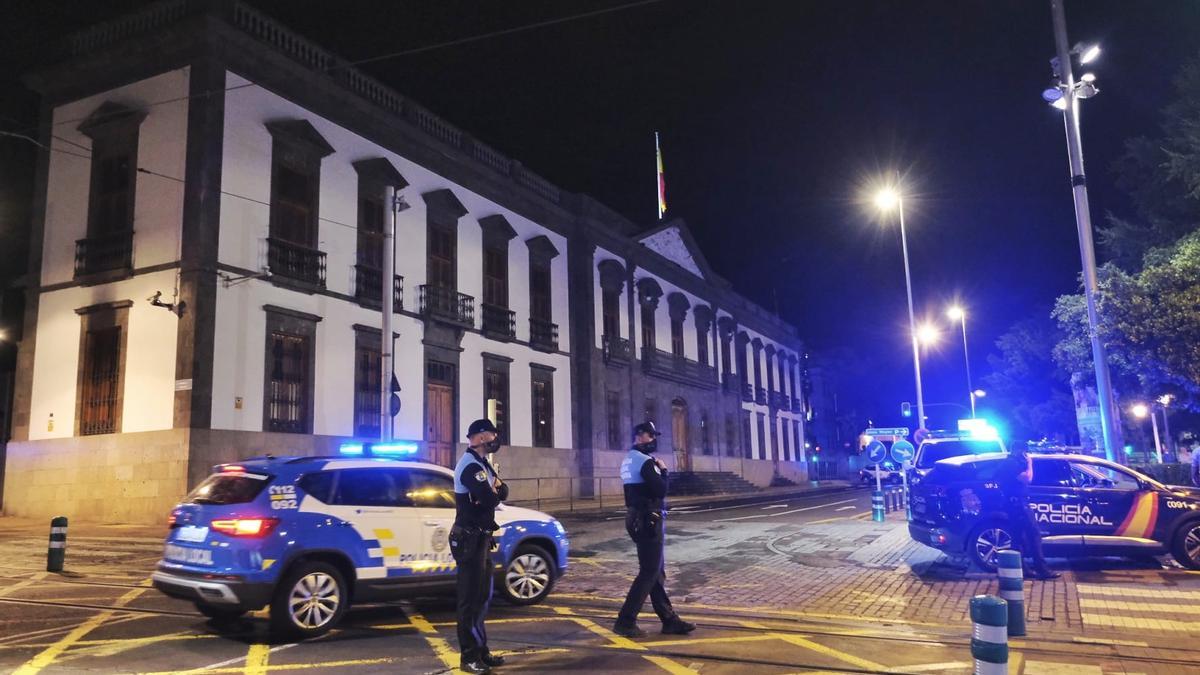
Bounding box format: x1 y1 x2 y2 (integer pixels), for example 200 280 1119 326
982 315 1077 443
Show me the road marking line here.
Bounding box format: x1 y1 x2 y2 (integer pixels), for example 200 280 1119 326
11 583 148 675
642 655 700 675
140 657 400 674
1071 636 1149 648
1079 598 1200 615
761 504 789 510
182 643 297 673
1076 584 1200 600
1022 660 1103 675
670 498 793 515
0 572 48 598
405 607 462 673
623 634 779 648
551 606 697 674
0 614 148 646
894 662 972 673
243 644 270 675
1081 612 1200 632
835 506 856 511
772 633 888 672
715 498 859 522
55 632 218 661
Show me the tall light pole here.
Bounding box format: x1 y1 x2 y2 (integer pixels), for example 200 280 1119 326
946 306 976 418
1046 0 1122 461
1131 403 1163 464
876 186 926 429
1157 394 1175 460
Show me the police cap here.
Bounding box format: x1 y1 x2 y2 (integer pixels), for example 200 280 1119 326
466 418 499 438
633 421 661 438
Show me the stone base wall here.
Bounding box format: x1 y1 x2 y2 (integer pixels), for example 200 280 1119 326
3 430 192 525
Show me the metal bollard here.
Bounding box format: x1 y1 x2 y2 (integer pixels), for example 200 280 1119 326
970 595 1008 675
871 490 885 521
997 550 1027 636
47 516 68 572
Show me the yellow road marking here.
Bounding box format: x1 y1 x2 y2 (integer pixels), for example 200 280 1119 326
551 606 697 674
1081 612 1200 632
1071 636 1149 648
244 644 270 675
55 632 218 661
772 633 888 672
630 634 779 648
138 657 399 674
1009 651 1023 675
1076 584 1200 601
896 662 972 673
405 607 463 674
0 572 48 598
12 583 148 675
1021 660 1103 675
642 655 700 675
1079 598 1200 615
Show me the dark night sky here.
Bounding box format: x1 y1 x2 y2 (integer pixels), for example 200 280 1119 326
3 1 1199 430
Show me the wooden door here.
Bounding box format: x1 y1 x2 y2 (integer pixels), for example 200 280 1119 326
672 400 691 472
426 383 455 467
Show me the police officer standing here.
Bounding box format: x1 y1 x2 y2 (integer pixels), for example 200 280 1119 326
613 421 695 637
450 419 509 673
998 448 1060 580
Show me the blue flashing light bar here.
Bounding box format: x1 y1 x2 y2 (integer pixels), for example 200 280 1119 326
957 418 1000 441
339 441 419 457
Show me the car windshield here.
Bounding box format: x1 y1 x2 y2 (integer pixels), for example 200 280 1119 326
917 439 1002 468
185 473 270 505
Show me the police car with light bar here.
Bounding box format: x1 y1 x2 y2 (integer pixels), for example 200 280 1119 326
152 443 569 638
908 452 1200 571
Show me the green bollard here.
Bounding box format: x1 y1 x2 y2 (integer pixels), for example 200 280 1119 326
47 516 68 572
970 594 1008 675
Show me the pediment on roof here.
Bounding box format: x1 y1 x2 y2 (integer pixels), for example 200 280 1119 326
636 218 712 279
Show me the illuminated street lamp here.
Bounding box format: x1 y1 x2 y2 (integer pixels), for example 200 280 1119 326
1042 0 1122 462
1157 394 1175 459
1131 403 1163 463
947 305 977 418
875 182 925 428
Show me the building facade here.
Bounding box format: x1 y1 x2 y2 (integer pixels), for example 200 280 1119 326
4 1 807 523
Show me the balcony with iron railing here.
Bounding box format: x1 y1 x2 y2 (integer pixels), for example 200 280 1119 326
755 386 767 406
741 381 754 403
481 303 516 340
530 317 559 352
75 230 133 278
419 285 474 328
268 237 326 288
353 265 403 309
641 347 718 390
602 335 633 365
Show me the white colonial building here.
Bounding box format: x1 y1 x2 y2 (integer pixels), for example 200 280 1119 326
4 1 809 523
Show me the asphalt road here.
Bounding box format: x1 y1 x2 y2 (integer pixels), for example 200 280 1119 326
1 486 1198 674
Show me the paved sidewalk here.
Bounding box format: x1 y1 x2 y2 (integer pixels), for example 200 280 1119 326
515 481 853 519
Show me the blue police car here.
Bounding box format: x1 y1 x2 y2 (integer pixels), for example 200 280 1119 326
152 447 569 637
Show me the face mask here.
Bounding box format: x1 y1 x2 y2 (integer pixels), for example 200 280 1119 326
636 439 658 454
484 438 502 454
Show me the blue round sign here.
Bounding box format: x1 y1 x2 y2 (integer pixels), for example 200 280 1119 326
891 439 915 464
866 440 887 464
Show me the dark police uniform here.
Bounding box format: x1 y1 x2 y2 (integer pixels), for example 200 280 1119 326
997 452 1056 578
614 441 685 633
450 442 508 669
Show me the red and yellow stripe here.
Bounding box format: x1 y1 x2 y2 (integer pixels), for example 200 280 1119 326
1114 492 1159 539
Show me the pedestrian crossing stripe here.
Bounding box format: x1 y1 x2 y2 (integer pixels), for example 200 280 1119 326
1113 492 1158 539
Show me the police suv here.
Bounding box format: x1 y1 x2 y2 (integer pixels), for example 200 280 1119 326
908 453 1200 571
152 449 569 637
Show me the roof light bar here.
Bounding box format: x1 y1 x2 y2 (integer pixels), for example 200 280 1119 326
338 442 420 457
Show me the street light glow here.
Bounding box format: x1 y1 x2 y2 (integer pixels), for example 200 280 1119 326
1051 96 1068 110
916 324 939 346
1079 44 1101 64
1131 403 1149 419
874 187 900 211
973 389 987 398
1157 394 1173 407
1080 72 1096 83
947 306 964 321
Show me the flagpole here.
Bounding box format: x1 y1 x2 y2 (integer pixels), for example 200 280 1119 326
655 132 663 220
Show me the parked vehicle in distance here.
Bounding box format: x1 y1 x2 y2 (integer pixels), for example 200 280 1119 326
152 451 569 638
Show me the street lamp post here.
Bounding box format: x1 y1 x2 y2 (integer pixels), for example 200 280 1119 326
876 187 926 429
1131 403 1163 464
1046 0 1122 462
947 306 975 418
1158 394 1175 460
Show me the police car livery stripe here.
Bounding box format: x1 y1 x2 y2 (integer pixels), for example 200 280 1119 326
1114 492 1159 539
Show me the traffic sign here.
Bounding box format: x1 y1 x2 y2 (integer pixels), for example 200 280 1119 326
866 440 887 463
891 439 915 464
865 427 909 438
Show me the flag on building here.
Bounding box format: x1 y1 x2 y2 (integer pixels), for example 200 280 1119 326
656 132 666 219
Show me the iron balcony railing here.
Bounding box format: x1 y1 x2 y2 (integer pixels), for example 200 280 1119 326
755 386 767 406
481 303 516 340
75 230 133 277
353 264 403 309
419 285 474 327
602 335 633 364
530 317 559 352
267 237 326 287
641 347 718 389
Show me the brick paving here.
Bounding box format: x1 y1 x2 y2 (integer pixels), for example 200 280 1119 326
561 510 1200 642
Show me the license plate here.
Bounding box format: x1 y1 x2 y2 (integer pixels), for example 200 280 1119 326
176 525 209 543
164 543 213 566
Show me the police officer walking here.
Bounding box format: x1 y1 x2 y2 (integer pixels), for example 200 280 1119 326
450 419 509 673
998 448 1060 580
613 421 695 637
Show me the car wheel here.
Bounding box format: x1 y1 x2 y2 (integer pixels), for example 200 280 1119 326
968 522 1015 572
1171 520 1200 570
500 544 556 605
270 561 348 638
194 603 246 624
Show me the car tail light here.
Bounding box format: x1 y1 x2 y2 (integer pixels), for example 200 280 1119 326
211 517 279 537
